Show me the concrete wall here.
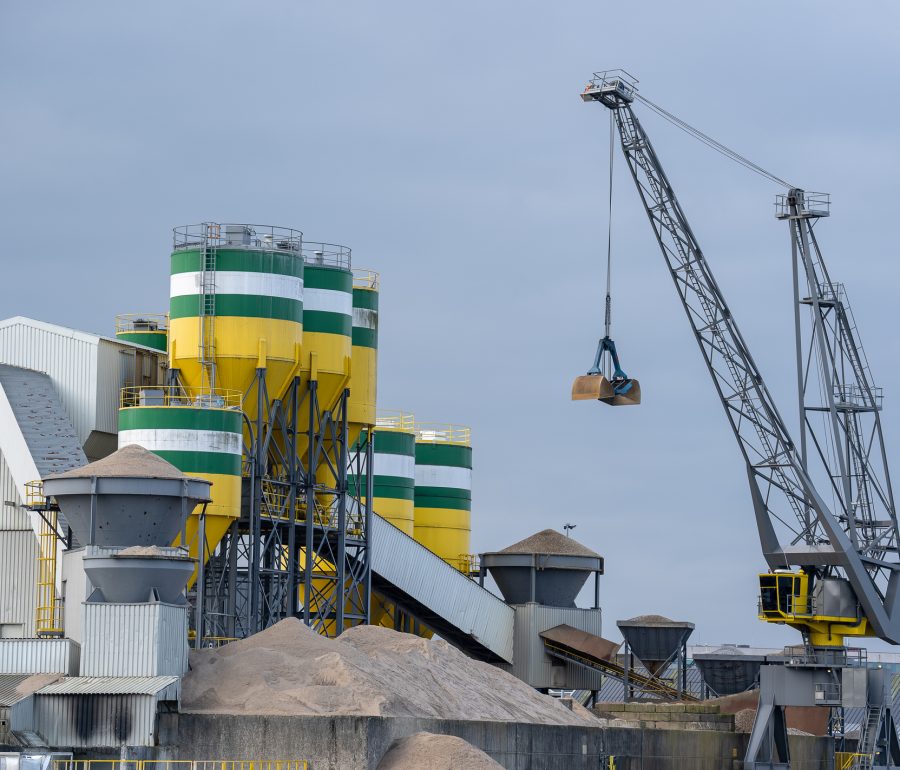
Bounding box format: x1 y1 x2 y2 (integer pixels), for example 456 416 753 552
161 713 833 770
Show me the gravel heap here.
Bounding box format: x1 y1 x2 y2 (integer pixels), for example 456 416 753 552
48 444 190 480
376 732 504 770
182 618 594 726
116 545 181 557
620 614 672 624
497 529 600 557
734 708 810 736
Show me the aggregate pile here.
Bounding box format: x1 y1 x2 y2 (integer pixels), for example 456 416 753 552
182 618 594 726
498 528 600 557
50 443 191 479
375 732 504 769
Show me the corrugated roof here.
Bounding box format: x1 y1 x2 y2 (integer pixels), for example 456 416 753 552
36 675 178 695
0 363 87 478
0 673 29 706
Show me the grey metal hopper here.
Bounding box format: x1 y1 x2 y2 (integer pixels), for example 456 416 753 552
83 546 195 604
43 445 211 547
694 646 765 696
617 615 695 676
482 529 603 607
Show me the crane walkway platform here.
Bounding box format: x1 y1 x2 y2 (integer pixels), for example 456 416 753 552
369 512 514 664
540 624 698 701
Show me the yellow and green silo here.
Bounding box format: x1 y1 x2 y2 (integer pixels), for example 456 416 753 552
167 224 304 422
302 243 353 426
115 314 168 353
414 424 473 570
350 411 416 536
348 269 379 436
117 389 243 583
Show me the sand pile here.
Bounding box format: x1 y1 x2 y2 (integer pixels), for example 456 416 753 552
182 618 594 726
497 529 600 557
376 732 504 770
116 545 178 557
48 444 190 480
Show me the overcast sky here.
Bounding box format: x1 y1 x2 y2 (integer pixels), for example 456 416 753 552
2 2 900 649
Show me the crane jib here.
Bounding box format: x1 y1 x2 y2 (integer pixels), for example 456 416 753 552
581 72 900 644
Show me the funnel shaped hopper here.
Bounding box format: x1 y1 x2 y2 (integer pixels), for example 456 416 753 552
617 615 694 676
43 445 211 547
483 529 603 607
694 646 765 696
83 547 195 604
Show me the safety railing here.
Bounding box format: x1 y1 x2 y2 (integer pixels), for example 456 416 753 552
56 761 309 770
455 553 480 576
414 422 471 445
352 268 380 291
775 191 831 219
777 645 867 668
835 752 871 770
120 385 242 411
375 410 415 432
174 223 303 253
25 480 51 509
302 241 351 270
115 313 169 334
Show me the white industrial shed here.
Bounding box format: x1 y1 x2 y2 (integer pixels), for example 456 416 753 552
0 317 163 639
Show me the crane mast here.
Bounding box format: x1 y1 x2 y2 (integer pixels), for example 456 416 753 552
582 71 900 768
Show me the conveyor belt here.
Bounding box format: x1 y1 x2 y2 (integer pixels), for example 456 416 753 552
370 513 514 664
540 624 698 701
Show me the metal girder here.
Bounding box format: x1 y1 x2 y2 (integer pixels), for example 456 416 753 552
195 372 372 644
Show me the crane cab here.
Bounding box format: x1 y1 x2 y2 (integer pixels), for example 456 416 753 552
758 571 870 646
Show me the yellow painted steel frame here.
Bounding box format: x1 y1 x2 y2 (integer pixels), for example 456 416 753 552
758 571 871 646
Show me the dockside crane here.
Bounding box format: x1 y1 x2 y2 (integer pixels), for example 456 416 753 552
581 70 900 769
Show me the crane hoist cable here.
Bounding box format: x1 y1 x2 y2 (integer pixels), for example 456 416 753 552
571 110 641 406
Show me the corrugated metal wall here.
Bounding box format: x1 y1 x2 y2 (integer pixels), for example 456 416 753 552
508 603 604 690
96 340 125 435
0 321 99 445
0 449 28 530
81 603 188 677
0 639 80 674
0 532 37 639
26 693 160 747
0 447 37 637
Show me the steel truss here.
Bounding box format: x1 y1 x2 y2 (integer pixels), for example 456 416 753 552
194 372 372 644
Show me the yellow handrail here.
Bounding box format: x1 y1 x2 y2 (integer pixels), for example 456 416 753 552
120 385 242 410
352 268 380 290
375 410 415 432
56 761 310 770
414 422 471 446
115 313 169 334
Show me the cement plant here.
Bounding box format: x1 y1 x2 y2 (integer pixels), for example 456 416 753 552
1 65 899 770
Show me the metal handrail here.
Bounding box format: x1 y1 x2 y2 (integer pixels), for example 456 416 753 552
120 385 243 410
414 422 471 445
173 223 303 253
375 410 415 432
56 761 310 770
302 241 352 270
115 313 169 334
352 268 380 290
